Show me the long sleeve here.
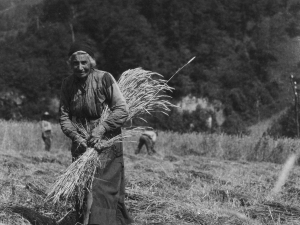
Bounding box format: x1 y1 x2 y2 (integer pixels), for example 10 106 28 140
101 73 129 132
59 79 80 141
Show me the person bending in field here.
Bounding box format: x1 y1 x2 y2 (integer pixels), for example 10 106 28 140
41 111 52 151
135 129 158 155
59 41 133 225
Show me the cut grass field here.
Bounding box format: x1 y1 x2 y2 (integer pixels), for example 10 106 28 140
1 120 300 224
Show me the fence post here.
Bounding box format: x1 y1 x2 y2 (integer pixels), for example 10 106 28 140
290 74 300 138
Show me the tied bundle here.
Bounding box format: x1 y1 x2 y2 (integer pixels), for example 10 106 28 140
46 68 176 208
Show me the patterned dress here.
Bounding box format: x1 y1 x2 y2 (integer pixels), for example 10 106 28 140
59 69 133 225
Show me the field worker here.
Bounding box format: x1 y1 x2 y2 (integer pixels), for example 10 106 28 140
135 129 158 155
41 111 52 151
59 41 133 225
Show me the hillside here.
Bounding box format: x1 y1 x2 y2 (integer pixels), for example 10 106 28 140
1 0 300 136
0 0 42 41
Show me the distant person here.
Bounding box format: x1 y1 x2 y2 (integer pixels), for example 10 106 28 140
41 111 52 151
135 129 158 155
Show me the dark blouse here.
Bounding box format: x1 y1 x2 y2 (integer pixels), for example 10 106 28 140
59 69 129 141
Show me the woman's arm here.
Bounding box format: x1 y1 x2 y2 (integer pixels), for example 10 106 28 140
101 72 129 131
59 79 83 143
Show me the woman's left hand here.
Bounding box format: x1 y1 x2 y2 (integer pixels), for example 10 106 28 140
88 125 106 147
88 136 100 147
94 140 105 153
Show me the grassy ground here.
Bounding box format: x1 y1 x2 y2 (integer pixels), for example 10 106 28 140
1 120 300 224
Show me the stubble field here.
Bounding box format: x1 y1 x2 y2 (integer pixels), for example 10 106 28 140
1 120 300 225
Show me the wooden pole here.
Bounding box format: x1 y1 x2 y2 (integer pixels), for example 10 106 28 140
296 88 299 138
290 74 299 138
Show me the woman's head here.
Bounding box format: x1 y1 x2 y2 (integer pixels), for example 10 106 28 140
67 42 96 79
42 111 50 120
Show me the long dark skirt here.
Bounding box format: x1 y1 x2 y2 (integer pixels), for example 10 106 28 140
71 131 133 225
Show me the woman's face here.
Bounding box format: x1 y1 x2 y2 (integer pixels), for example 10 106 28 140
70 54 92 79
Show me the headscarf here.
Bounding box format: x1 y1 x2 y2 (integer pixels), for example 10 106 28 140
68 41 95 58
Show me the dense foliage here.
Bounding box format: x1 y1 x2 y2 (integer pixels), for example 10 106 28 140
1 0 300 134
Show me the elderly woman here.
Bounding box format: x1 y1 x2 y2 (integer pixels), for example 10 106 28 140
59 42 133 225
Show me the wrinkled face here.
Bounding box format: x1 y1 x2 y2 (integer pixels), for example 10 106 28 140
70 54 91 79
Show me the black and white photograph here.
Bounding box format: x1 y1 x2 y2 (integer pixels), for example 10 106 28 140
1 0 300 224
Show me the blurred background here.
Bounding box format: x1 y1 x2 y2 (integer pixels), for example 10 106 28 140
1 0 300 137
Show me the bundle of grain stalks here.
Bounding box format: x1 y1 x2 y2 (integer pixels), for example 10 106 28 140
46 66 185 208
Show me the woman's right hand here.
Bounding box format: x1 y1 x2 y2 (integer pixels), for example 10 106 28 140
88 125 106 147
79 141 87 149
73 135 88 154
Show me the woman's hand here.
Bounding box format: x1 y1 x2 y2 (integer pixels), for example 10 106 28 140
88 125 106 147
94 140 112 154
73 136 88 155
94 140 105 153
79 141 87 149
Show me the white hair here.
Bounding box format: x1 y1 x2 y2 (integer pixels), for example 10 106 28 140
67 51 96 68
